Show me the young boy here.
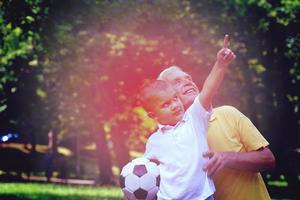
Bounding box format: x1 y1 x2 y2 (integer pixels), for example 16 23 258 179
141 35 236 200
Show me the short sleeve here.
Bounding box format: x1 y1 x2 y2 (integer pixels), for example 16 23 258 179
187 94 212 126
143 136 156 160
235 109 269 151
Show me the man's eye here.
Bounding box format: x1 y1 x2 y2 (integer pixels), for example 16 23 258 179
186 76 192 81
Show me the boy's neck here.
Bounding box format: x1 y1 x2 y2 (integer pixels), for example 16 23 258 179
158 118 183 128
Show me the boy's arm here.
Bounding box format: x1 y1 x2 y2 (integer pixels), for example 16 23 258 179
200 35 236 110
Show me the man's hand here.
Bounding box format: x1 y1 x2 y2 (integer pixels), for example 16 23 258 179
203 148 275 178
203 151 227 178
216 34 236 68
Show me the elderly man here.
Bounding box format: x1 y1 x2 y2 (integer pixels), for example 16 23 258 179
157 37 275 200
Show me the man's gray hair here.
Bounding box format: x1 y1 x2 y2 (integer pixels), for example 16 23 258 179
157 65 183 80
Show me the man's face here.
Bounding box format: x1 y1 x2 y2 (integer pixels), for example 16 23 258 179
160 69 199 109
148 86 184 126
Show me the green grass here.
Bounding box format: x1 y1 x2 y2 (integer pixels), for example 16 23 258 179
0 183 123 200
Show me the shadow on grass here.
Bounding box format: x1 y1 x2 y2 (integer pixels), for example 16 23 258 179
0 195 24 200
0 194 122 200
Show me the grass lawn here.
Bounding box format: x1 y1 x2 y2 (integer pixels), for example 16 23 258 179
0 182 297 200
0 183 123 200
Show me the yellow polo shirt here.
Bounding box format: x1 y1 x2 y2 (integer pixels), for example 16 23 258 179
207 106 271 200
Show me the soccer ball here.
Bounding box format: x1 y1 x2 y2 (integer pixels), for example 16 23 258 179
120 157 160 200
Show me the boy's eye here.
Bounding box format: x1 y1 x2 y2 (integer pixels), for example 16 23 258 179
174 79 181 84
162 102 170 108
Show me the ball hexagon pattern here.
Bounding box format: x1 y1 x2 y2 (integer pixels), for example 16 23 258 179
120 157 160 200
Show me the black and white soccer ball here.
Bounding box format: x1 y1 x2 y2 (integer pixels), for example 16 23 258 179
120 157 160 200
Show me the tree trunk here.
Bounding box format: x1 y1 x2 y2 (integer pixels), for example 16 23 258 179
110 120 131 170
95 128 114 185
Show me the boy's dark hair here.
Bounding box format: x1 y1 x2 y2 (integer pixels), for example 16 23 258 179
139 79 171 112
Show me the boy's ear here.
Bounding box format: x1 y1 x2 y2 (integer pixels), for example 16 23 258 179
147 111 156 119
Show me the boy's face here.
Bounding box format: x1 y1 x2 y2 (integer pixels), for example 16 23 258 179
148 86 184 126
160 69 199 110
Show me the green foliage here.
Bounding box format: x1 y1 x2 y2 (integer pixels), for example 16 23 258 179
0 0 48 112
233 0 300 27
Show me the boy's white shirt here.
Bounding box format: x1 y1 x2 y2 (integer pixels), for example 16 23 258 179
144 94 215 200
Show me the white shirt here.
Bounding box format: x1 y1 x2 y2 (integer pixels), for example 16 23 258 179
144 95 215 200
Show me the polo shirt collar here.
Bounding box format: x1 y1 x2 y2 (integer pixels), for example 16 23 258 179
158 114 187 133
210 111 217 122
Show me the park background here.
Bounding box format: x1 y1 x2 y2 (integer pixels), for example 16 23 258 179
0 0 299 199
